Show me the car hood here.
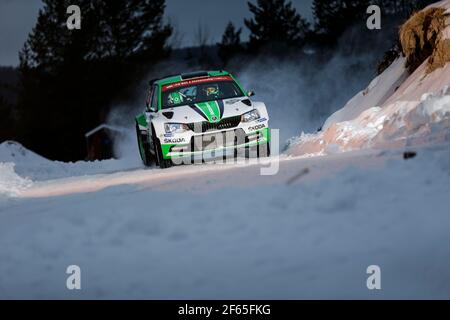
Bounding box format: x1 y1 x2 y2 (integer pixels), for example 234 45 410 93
159 97 254 123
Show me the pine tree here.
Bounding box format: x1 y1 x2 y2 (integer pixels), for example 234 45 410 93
93 0 172 61
375 0 438 17
313 0 370 45
312 0 437 47
16 0 172 160
218 22 243 65
20 0 172 67
0 95 14 141
244 0 310 51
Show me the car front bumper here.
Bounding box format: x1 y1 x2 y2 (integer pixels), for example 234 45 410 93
160 126 270 160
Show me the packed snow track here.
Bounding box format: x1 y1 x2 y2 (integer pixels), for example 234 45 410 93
1 141 450 299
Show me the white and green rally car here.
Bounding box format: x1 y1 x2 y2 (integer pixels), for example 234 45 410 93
135 70 270 168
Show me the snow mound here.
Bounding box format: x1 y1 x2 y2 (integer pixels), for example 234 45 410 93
323 57 409 130
288 1 450 157
0 163 32 197
288 87 450 156
0 141 50 165
0 141 144 182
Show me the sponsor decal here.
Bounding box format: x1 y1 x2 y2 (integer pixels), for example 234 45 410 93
248 124 266 131
164 137 186 144
257 117 267 123
164 133 174 137
162 76 233 92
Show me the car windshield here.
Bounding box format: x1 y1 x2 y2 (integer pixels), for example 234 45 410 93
161 76 244 109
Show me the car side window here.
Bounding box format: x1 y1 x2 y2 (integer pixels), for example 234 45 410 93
146 86 152 111
150 86 159 112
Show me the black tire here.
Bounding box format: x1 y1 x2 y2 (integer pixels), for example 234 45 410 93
233 136 238 161
152 127 172 169
257 142 271 158
136 123 152 166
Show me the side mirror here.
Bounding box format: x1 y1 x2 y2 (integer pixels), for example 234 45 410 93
146 102 157 113
247 90 255 97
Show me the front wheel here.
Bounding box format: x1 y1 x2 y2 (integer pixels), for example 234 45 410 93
257 142 271 158
152 130 172 169
245 142 271 158
136 123 152 166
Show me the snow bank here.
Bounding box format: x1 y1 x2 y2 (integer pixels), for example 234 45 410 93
0 141 144 182
288 1 450 157
323 57 409 130
0 141 50 165
288 87 450 156
0 163 32 197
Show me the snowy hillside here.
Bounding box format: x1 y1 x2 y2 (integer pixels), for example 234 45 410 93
322 57 409 129
288 0 450 157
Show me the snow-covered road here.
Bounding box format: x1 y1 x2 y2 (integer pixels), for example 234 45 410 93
1 143 450 299
21 150 383 198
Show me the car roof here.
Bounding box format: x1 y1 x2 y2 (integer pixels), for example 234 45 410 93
153 70 231 87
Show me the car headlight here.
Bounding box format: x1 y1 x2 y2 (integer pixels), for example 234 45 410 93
241 109 260 122
164 123 188 133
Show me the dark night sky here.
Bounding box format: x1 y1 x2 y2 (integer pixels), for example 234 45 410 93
0 0 313 66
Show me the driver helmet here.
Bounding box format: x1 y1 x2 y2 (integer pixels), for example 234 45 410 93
204 84 219 97
168 91 183 105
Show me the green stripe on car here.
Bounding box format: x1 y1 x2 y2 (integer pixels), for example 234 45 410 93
195 101 221 123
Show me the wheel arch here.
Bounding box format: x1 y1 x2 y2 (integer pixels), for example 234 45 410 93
135 113 148 131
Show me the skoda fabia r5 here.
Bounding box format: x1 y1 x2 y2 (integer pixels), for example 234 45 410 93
135 70 270 168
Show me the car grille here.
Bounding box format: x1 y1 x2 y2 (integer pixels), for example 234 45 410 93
191 128 246 151
187 115 241 133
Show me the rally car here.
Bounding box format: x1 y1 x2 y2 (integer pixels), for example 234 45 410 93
135 70 270 168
